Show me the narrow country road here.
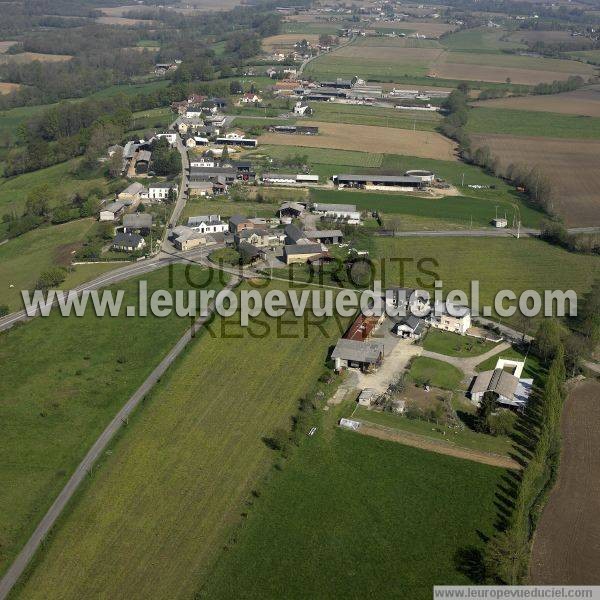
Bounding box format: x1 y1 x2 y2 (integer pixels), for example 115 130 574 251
0 274 241 600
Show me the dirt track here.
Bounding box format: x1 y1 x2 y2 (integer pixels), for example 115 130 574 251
529 378 600 584
353 421 519 469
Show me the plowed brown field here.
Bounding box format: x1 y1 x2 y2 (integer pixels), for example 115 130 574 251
529 379 600 584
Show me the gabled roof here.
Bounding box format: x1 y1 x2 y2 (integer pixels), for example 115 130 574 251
123 213 152 228
471 368 519 400
284 223 306 243
103 201 124 213
331 338 384 363
305 229 343 239
313 202 357 213
113 232 144 246
284 243 323 256
229 214 252 226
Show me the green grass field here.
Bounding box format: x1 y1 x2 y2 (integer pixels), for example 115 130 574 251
409 356 464 390
0 265 226 579
130 107 173 132
255 145 383 168
422 329 496 357
15 284 348 599
311 102 442 131
310 188 544 229
201 428 504 599
371 237 599 328
566 49 600 64
0 160 108 218
441 28 525 53
0 219 114 310
466 106 600 139
353 406 513 455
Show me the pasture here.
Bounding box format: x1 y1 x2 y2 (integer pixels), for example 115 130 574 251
441 28 525 52
422 329 496 357
473 85 600 118
15 284 345 600
0 219 114 310
201 430 504 599
471 133 600 226
409 356 463 390
310 187 544 229
371 236 599 326
466 106 600 139
258 145 383 167
374 19 457 38
0 159 108 218
258 121 457 161
262 33 320 52
0 266 225 579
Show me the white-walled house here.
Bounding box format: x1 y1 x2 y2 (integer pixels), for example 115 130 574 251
155 132 177 147
187 214 228 234
143 183 178 201
430 301 471 335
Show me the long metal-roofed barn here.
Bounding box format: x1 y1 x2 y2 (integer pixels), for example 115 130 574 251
332 174 425 189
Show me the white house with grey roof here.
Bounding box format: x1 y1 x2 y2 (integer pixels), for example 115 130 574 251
143 183 178 201
187 215 227 234
470 358 533 409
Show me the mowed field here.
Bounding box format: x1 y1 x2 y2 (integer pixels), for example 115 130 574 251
431 51 597 85
259 121 457 161
530 379 600 585
0 266 225 579
473 85 600 118
201 430 504 599
15 288 347 599
471 133 600 226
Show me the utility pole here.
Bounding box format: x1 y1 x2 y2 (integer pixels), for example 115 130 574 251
461 172 465 186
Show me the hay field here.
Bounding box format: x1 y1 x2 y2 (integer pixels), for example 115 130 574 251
509 30 593 46
96 16 156 25
0 52 72 64
262 33 320 52
471 133 600 226
473 86 600 117
374 19 457 37
0 83 20 94
259 120 457 160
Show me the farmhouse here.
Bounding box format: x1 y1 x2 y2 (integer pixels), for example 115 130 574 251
294 101 312 116
393 315 427 339
189 166 238 185
312 202 361 223
240 93 262 104
99 201 125 221
187 215 228 234
235 228 286 248
155 132 177 147
122 213 152 235
332 173 425 191
331 338 384 373
385 286 430 315
284 223 310 244
470 363 533 409
188 181 215 197
118 182 146 204
112 232 146 253
238 241 263 264
228 215 255 233
144 183 178 201
283 243 325 265
430 301 471 335
170 226 214 252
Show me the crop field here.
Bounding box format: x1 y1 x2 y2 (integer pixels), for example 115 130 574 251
258 121 457 161
473 85 600 117
310 102 442 131
466 107 600 138
530 379 600 585
0 219 116 310
509 30 592 46
96 16 156 25
0 266 225 579
262 33 320 52
201 430 504 599
471 133 600 226
15 284 346 600
431 51 596 85
371 236 599 326
373 19 457 38
0 159 108 218
0 52 72 64
310 188 545 229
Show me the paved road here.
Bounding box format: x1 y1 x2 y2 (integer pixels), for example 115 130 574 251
421 342 511 378
166 133 189 229
0 274 241 600
0 246 220 333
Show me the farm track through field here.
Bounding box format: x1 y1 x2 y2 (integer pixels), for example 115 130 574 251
529 378 600 584
351 421 519 469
